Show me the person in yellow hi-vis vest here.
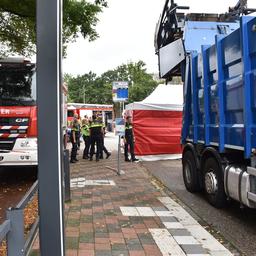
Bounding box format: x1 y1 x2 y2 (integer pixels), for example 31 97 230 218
81 115 91 159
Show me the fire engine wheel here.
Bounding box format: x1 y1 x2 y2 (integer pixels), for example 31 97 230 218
182 150 200 193
203 157 226 208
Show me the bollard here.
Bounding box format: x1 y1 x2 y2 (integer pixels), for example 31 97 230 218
63 149 71 202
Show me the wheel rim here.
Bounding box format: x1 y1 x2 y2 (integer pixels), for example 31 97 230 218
204 170 218 194
184 163 192 184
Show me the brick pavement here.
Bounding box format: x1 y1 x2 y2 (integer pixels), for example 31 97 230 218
65 152 164 256
30 145 235 256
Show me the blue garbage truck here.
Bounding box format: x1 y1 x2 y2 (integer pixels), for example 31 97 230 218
155 0 256 208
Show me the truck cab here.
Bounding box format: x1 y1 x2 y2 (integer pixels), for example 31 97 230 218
0 57 37 166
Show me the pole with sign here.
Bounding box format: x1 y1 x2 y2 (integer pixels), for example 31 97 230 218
115 118 125 175
112 81 129 175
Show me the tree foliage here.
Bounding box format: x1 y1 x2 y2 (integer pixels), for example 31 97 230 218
0 0 107 57
65 61 158 104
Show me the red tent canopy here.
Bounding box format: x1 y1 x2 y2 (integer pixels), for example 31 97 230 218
126 84 183 160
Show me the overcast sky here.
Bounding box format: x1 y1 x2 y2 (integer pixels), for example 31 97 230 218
63 0 253 76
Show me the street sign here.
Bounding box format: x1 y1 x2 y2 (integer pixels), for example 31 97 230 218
115 118 125 136
112 81 129 102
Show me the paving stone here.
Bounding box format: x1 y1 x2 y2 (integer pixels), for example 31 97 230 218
180 244 208 254
126 239 143 251
163 222 184 229
128 250 146 256
82 204 92 209
168 229 192 236
69 206 81 212
107 223 122 232
104 209 116 216
94 232 109 238
95 243 111 250
66 237 79 249
67 219 81 227
79 232 94 243
173 235 200 245
159 216 178 222
95 251 112 256
78 250 94 256
111 250 129 256
111 243 127 251
79 243 94 250
152 206 167 211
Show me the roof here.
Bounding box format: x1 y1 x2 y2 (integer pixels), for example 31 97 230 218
126 84 183 111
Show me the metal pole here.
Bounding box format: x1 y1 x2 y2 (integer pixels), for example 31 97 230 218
64 149 71 202
37 0 65 255
83 84 86 104
6 208 24 256
117 135 121 175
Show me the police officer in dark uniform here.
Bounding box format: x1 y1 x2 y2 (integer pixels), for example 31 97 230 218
70 117 79 163
89 114 103 161
124 116 138 162
98 118 111 159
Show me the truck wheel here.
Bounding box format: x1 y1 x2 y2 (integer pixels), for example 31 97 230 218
182 150 200 193
203 157 226 208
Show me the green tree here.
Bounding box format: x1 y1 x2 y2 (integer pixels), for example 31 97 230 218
101 61 158 103
65 72 112 104
65 61 158 105
0 0 107 56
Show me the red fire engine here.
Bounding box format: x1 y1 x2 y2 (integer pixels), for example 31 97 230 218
0 57 67 166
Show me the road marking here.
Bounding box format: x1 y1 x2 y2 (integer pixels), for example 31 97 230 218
185 225 233 255
155 210 174 217
70 178 116 188
119 197 233 255
136 207 156 216
173 236 200 245
120 207 140 216
163 222 184 229
158 197 233 255
149 229 186 256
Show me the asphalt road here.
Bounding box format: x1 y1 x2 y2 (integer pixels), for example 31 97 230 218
143 160 256 256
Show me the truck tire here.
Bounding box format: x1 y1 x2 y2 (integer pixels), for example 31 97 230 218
182 150 200 193
203 157 226 208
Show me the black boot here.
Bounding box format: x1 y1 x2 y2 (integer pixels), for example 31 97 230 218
106 152 111 159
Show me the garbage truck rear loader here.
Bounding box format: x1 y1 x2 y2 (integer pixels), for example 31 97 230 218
155 0 256 208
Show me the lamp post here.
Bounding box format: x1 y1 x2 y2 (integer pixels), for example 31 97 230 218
37 0 65 255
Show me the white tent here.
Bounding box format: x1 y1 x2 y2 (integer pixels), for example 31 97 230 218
126 84 183 111
125 84 183 161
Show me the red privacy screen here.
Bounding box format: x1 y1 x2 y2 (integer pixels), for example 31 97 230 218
133 110 182 156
